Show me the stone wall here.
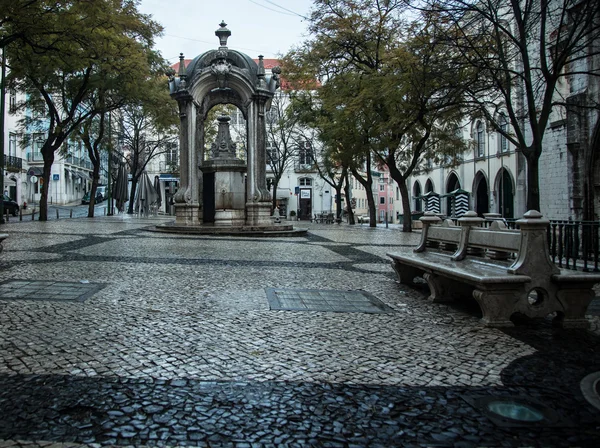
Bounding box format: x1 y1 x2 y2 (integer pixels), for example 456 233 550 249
538 123 571 220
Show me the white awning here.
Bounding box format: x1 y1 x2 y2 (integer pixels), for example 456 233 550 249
276 188 292 199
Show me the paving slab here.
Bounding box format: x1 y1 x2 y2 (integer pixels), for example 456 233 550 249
0 216 599 447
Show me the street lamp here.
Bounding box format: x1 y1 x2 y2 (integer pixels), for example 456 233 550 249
0 48 6 224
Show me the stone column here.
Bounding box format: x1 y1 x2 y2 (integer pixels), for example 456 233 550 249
195 105 205 223
246 93 272 226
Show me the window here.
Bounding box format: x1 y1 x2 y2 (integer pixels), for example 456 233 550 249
166 142 178 166
9 89 16 113
396 187 399 200
475 121 484 158
266 141 279 164
231 109 245 126
390 197 393 204
298 141 313 165
498 113 508 153
299 178 312 186
8 133 16 157
380 197 385 204
379 184 385 191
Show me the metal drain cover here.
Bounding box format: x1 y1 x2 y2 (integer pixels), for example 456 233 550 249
461 395 566 428
0 279 106 302
266 288 393 313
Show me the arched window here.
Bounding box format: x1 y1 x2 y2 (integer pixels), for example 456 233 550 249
425 179 434 193
475 121 485 158
498 113 508 153
299 177 312 186
413 181 422 212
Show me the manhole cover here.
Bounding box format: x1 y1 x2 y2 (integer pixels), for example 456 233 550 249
461 395 566 428
0 279 106 302
581 372 600 411
266 288 394 313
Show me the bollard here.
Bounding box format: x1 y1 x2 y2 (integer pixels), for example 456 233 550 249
32 208 35 220
104 207 106 216
19 208 22 221
5 209 8 222
70 209 73 218
56 208 59 220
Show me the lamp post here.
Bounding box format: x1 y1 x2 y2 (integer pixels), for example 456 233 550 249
107 111 113 215
0 48 6 224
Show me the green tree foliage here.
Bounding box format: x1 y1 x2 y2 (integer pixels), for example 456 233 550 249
0 1 66 50
284 0 471 230
6 0 162 220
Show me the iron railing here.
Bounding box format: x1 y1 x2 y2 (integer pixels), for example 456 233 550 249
548 219 600 272
2 155 22 172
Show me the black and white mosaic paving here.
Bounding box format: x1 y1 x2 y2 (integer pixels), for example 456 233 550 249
0 215 599 447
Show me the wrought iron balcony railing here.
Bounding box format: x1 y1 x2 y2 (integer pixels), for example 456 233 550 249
2 155 23 172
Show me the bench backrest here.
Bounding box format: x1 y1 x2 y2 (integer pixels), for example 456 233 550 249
415 210 559 278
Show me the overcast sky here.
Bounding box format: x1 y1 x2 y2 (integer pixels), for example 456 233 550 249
139 0 314 63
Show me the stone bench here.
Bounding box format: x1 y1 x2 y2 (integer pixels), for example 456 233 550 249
0 233 8 254
387 210 600 329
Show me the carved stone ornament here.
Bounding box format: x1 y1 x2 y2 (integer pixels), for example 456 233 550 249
211 60 232 89
216 48 228 59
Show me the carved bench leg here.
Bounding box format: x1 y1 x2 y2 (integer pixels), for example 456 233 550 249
390 261 422 286
553 288 593 329
423 273 452 303
473 290 516 327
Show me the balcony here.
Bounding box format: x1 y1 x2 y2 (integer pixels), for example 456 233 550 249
64 154 92 170
294 161 316 173
2 155 23 172
27 151 44 162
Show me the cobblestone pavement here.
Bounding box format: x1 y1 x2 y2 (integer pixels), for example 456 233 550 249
0 216 599 447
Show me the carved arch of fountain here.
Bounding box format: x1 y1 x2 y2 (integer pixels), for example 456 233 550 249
168 21 281 226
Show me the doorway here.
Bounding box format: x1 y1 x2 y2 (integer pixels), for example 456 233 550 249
498 169 514 218
299 188 312 220
202 172 215 222
446 172 460 217
475 173 489 216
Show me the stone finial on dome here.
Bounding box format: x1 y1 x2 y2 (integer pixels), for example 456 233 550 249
257 55 267 88
216 21 231 48
178 53 187 89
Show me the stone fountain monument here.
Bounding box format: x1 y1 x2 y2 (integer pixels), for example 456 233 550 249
157 21 304 236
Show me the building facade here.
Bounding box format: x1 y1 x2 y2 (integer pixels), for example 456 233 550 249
2 88 105 209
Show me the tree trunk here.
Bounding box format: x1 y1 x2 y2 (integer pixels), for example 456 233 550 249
88 170 100 218
335 185 343 222
127 177 138 214
398 179 412 232
366 186 376 228
525 151 540 212
39 148 55 221
343 173 355 225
